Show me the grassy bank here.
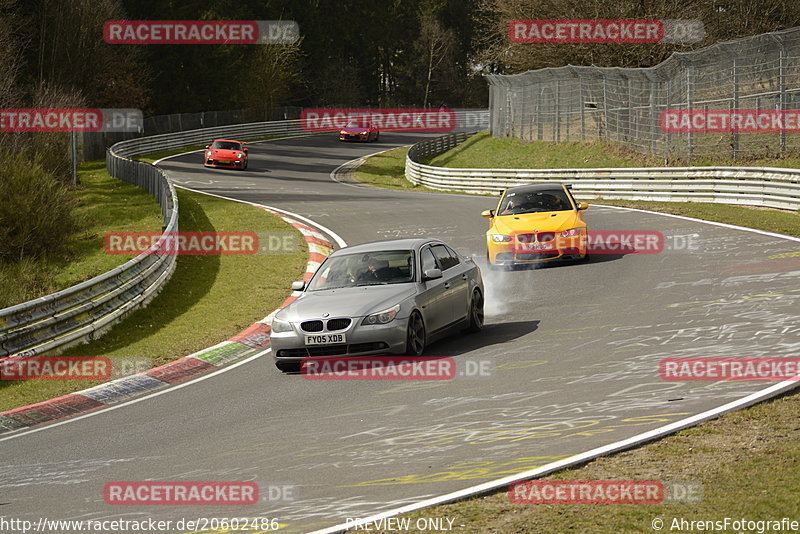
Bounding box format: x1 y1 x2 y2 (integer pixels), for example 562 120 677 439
378 390 800 533
0 187 307 411
354 144 800 237
424 131 800 170
352 138 800 532
0 161 162 309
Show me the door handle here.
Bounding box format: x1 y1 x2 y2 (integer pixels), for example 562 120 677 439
444 282 450 289
461 274 467 280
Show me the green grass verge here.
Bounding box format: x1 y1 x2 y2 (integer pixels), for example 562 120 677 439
0 161 163 309
355 147 436 192
352 136 800 533
425 131 800 170
386 390 800 533
0 187 307 411
597 200 800 237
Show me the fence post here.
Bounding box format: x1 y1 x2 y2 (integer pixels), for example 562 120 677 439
555 79 561 142
770 34 788 153
579 74 585 141
732 56 740 159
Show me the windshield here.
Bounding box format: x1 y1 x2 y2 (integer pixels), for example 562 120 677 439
210 141 242 150
307 250 414 290
498 189 573 214
344 118 370 129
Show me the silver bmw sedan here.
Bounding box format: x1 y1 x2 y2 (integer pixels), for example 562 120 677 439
271 238 484 372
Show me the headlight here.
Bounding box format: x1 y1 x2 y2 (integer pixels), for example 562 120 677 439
561 228 582 237
360 131 368 135
237 153 243 158
491 234 512 243
271 318 293 333
207 151 213 157
361 304 400 325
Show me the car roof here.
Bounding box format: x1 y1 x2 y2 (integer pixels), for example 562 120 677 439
330 238 445 256
211 139 244 143
504 183 568 194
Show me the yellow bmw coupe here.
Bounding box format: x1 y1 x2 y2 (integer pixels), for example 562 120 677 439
482 183 589 268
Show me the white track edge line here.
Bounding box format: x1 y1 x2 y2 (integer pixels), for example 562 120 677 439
0 349 269 443
1 199 343 442
309 377 800 534
594 203 800 243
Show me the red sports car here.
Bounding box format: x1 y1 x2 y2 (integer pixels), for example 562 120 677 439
204 139 249 169
339 119 379 142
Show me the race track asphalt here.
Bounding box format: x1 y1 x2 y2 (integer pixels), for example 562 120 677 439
2 132 798 533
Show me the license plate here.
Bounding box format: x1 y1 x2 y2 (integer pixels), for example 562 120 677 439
520 242 553 251
218 159 232 164
305 333 346 345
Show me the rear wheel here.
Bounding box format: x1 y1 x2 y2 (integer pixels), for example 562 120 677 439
465 288 484 333
404 311 426 356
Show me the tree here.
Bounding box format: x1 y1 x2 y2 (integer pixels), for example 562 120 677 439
415 16 457 107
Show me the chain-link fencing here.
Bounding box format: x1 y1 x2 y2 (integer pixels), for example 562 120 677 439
487 27 800 163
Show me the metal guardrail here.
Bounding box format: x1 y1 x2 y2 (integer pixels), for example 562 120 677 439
0 155 179 358
405 133 800 211
0 120 308 358
0 113 491 358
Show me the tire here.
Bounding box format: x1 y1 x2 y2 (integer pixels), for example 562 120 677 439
275 360 300 373
404 311 426 356
465 288 484 333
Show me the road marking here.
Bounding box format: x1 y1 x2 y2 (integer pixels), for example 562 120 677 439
0 194 347 442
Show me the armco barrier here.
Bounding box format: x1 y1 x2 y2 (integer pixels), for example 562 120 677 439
0 112 489 359
0 155 179 359
405 133 800 211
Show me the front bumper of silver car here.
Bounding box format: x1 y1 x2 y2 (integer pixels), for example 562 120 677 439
271 315 409 362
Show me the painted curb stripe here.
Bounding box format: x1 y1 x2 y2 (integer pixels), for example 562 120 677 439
144 357 217 384
80 374 169 405
0 141 338 436
2 394 105 427
0 414 27 432
229 323 271 349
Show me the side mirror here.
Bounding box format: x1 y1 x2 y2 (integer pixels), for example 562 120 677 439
577 202 589 211
481 209 495 218
291 281 305 291
423 268 443 281
243 147 248 153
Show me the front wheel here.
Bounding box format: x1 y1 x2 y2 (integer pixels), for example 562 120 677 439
465 288 484 333
404 311 426 356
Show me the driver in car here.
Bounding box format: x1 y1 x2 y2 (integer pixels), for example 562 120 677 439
358 257 400 282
